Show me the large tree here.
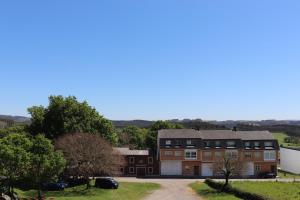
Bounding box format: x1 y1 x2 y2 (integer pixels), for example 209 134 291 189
28 95 118 144
55 133 122 189
29 134 66 200
119 125 147 149
0 134 32 196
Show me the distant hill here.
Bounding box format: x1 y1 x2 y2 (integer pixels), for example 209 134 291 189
0 115 31 128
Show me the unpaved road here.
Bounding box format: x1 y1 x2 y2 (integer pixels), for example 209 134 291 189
116 178 202 200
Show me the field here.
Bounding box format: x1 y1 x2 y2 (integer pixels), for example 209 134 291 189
16 182 160 200
272 132 300 149
190 181 300 200
189 182 239 200
231 181 300 200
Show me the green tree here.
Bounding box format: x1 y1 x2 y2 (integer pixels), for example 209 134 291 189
0 125 28 138
0 134 32 196
30 134 66 200
28 95 118 144
146 120 183 151
119 126 147 149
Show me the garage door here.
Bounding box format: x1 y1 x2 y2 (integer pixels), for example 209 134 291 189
161 161 182 175
202 163 213 177
243 162 254 176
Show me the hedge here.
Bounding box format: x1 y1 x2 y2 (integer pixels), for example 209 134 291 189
204 179 270 200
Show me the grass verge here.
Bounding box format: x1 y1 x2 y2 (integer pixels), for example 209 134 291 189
15 182 160 200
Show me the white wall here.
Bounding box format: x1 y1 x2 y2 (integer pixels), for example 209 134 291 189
280 147 300 174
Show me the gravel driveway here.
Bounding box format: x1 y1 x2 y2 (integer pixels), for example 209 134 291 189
116 178 202 200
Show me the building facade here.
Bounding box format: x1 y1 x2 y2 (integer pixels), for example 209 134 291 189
114 147 159 176
158 129 279 177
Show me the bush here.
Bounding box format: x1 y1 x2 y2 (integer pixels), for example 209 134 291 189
204 179 270 200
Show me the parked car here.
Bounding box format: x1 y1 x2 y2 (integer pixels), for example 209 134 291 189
95 177 119 189
42 181 68 191
258 172 276 178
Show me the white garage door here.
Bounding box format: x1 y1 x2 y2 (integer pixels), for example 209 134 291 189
161 161 182 175
202 163 213 176
243 162 254 176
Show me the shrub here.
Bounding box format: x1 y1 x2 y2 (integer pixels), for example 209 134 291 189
204 179 270 200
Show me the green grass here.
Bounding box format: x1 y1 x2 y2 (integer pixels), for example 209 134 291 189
272 132 300 149
231 181 300 200
278 170 300 179
15 182 160 200
189 182 239 200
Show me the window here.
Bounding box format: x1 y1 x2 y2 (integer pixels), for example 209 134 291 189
148 157 153 164
165 140 171 145
185 150 197 160
215 151 223 159
186 140 192 145
120 167 124 174
255 165 261 172
215 141 221 148
148 167 153 174
226 141 236 148
174 151 182 157
254 141 260 148
129 157 135 164
254 152 261 159
244 152 252 159
164 151 173 156
244 142 251 149
225 150 238 159
264 151 276 161
175 140 181 147
203 151 212 160
264 141 274 149
204 141 211 148
129 167 135 174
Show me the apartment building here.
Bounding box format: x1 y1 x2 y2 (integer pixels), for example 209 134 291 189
158 129 279 177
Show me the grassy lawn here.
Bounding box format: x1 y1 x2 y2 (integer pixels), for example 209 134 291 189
15 182 160 200
272 132 300 149
278 170 300 179
231 181 300 200
189 182 239 200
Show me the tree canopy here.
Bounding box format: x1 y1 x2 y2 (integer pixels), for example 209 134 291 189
28 95 118 144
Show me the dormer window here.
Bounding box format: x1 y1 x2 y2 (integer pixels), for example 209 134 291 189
204 141 211 148
215 141 221 148
264 141 274 149
254 141 260 149
175 140 181 147
244 142 251 149
165 140 171 145
186 140 192 145
226 141 236 148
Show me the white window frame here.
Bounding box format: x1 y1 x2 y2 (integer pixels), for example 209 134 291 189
129 167 135 174
264 150 276 161
165 140 171 145
225 150 238 159
148 157 153 164
244 141 251 148
174 151 182 157
148 167 153 174
186 140 192 145
215 141 221 148
226 140 236 148
254 141 260 149
164 151 173 156
185 149 197 160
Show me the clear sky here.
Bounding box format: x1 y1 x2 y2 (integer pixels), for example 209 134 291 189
0 0 300 121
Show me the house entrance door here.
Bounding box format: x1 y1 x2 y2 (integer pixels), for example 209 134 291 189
194 166 200 176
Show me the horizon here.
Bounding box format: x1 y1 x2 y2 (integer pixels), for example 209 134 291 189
1 1 300 121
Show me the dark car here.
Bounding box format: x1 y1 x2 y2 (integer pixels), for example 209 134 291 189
42 181 68 191
95 177 119 189
258 172 276 179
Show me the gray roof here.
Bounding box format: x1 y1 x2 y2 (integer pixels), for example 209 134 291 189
236 131 274 140
113 147 149 156
158 129 201 138
199 130 240 140
157 129 274 140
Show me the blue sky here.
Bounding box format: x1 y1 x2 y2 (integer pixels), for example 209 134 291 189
0 0 300 120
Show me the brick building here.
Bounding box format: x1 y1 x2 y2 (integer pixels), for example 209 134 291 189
157 129 279 177
114 147 159 176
